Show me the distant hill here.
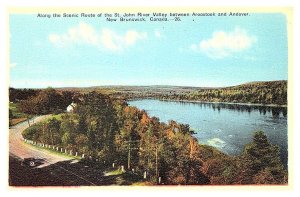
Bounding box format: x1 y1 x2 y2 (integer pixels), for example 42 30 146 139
156 80 287 106
13 80 286 106
229 80 287 89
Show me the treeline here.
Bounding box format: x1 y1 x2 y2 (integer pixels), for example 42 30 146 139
17 88 74 115
22 91 287 185
174 80 287 105
121 81 287 106
9 88 40 102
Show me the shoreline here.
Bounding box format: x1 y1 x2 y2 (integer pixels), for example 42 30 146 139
128 97 287 108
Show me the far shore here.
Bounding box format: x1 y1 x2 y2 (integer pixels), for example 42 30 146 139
128 97 287 108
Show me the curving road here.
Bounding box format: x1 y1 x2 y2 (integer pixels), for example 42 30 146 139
9 115 97 186
9 115 71 168
9 115 135 186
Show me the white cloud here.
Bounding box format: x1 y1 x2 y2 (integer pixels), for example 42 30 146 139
192 27 257 59
49 22 147 51
100 28 147 51
49 22 99 47
100 28 122 51
125 30 147 45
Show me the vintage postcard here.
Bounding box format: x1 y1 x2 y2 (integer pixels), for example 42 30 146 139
8 7 292 189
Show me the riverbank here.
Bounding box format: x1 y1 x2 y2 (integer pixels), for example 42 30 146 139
128 97 287 108
128 98 288 168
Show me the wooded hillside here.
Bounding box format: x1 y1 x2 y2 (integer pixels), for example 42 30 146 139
22 91 287 185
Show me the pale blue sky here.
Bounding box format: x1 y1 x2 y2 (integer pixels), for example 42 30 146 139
9 13 288 88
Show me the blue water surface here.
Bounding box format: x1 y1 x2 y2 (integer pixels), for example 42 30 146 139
129 99 288 167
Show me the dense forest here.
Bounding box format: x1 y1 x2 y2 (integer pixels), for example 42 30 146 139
12 88 74 115
9 88 40 103
21 90 287 185
9 88 75 126
113 80 287 106
165 80 287 105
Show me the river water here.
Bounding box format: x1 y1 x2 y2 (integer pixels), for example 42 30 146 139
129 99 288 167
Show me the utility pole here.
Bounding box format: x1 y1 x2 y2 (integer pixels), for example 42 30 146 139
27 116 31 127
155 145 158 184
125 139 139 170
128 141 131 169
50 128 54 145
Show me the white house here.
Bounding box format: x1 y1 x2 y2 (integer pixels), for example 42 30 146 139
66 102 77 113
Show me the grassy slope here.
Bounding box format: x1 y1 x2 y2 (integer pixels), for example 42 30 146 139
9 102 28 126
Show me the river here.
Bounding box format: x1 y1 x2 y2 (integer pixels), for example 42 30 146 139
128 99 288 167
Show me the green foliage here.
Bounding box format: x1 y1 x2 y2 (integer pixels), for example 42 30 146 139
167 81 287 105
22 92 287 185
120 81 287 106
19 88 74 115
76 91 119 160
9 108 14 119
202 156 240 184
9 102 28 119
238 131 287 184
9 87 39 102
198 131 287 185
22 123 42 141
60 114 77 147
161 132 209 184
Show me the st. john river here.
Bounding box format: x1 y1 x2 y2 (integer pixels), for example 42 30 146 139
129 99 288 167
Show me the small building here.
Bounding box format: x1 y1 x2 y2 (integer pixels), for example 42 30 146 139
66 102 77 113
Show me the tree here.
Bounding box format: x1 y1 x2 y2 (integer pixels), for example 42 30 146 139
75 134 89 154
239 131 287 184
160 122 209 185
9 109 14 126
47 118 61 145
60 114 77 148
9 87 39 102
76 92 119 161
20 88 73 115
203 156 239 185
138 124 159 181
